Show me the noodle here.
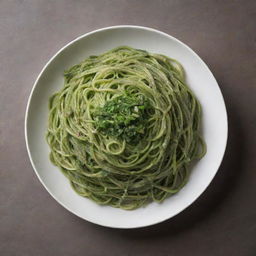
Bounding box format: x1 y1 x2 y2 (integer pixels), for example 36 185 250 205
47 46 206 210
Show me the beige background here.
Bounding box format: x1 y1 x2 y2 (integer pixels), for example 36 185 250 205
1 1 256 255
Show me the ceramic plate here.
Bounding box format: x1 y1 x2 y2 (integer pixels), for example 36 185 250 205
25 25 228 228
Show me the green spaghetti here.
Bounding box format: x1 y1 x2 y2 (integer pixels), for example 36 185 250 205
47 46 206 210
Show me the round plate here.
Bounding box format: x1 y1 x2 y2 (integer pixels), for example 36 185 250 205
25 25 228 228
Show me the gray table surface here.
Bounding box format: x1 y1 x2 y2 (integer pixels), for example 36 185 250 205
1 1 256 255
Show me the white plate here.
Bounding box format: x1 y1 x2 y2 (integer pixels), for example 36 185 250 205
25 25 228 228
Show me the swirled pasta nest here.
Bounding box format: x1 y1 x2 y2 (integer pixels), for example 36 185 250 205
47 46 206 210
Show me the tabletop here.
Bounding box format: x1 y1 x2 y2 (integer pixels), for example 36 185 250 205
1 1 256 255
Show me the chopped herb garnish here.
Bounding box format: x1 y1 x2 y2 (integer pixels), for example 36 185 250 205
94 94 152 143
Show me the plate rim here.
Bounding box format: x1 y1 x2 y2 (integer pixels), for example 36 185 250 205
25 25 228 228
